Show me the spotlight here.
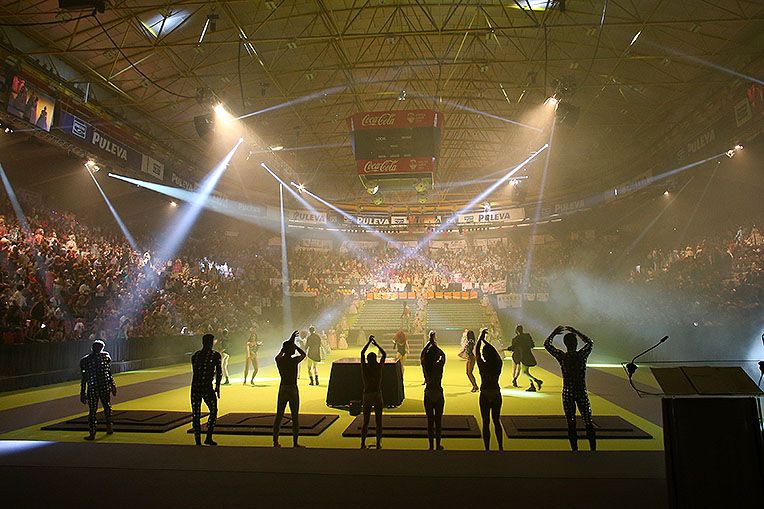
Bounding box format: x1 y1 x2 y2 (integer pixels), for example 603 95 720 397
629 30 642 46
214 103 232 122
85 160 100 172
366 183 380 195
398 90 407 101
296 183 306 193
417 195 427 204
482 201 492 212
372 196 383 206
269 145 284 151
734 144 744 151
663 190 670 196
199 13 218 44
170 201 178 207
725 149 735 159
545 96 560 108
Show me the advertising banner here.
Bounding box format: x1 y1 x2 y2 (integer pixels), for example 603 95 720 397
457 208 525 224
356 156 435 175
7 74 55 132
349 110 440 130
58 111 145 173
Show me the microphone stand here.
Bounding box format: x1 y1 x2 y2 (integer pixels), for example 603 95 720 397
623 335 669 396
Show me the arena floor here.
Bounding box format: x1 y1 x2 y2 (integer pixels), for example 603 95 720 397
0 346 663 451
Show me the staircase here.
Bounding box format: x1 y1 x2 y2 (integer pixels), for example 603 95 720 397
350 301 423 363
426 300 488 342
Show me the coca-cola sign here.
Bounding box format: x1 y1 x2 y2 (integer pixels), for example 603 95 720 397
361 113 396 127
357 157 436 175
350 109 440 130
363 159 399 173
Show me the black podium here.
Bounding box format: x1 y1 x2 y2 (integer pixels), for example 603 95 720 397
651 366 764 509
326 357 405 408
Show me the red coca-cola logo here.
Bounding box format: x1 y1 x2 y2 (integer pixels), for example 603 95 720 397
363 159 398 173
361 113 396 127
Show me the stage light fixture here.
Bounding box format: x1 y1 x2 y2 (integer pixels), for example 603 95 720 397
417 195 427 204
366 183 380 195
630 30 642 46
734 144 744 151
372 196 383 206
170 201 177 207
725 149 735 158
545 96 560 108
213 103 233 122
663 190 670 196
85 159 100 172
414 180 428 193
483 202 492 212
398 90 407 101
269 145 284 151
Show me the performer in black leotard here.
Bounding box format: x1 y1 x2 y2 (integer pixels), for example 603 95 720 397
360 335 387 449
544 325 596 451
80 340 117 441
191 334 222 446
273 331 306 448
476 328 503 451
421 330 446 450
393 330 409 376
507 325 543 392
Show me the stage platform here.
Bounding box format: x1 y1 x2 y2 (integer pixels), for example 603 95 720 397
0 346 663 450
0 346 669 507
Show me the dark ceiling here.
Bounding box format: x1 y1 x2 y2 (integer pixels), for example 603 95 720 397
1 1 763 209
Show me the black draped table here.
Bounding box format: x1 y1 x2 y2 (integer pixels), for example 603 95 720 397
326 357 405 408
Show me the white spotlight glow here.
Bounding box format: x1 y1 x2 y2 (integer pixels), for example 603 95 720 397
630 30 642 46
85 159 100 172
214 103 233 122
269 145 284 151
170 201 178 207
545 96 560 108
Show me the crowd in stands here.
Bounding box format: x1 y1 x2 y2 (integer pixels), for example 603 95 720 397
0 198 285 343
1 191 761 343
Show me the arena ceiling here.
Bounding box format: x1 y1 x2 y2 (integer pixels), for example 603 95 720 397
2 1 763 210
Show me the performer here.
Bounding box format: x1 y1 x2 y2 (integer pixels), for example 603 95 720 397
273 331 306 448
507 325 544 391
243 328 261 386
305 326 322 386
544 325 596 452
464 330 479 392
296 329 308 379
218 329 230 385
360 335 387 449
400 302 411 331
191 334 222 446
393 330 409 375
80 339 117 441
476 328 503 451
421 330 446 450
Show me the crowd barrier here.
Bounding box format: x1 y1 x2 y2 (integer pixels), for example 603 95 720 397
0 332 247 392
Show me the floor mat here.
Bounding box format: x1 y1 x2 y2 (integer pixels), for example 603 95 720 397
342 414 481 438
501 415 653 439
187 412 339 436
42 410 200 433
